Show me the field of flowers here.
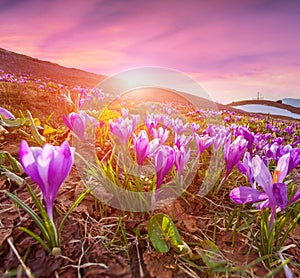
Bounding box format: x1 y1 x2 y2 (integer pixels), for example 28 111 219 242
0 70 300 277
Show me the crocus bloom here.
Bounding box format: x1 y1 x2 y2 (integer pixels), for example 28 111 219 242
171 118 189 134
19 140 75 222
174 133 192 149
152 127 170 145
287 147 300 174
194 133 214 157
212 128 227 151
191 123 200 132
145 113 159 133
174 145 190 176
63 111 96 140
109 117 137 144
133 130 159 165
121 108 129 118
235 126 254 155
230 153 291 229
0 107 15 119
224 135 248 177
237 152 254 186
153 146 175 190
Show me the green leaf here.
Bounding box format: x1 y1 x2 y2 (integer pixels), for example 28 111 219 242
58 188 90 241
0 168 24 185
0 118 27 128
197 240 227 269
27 110 46 146
148 213 183 253
45 112 54 125
5 191 50 243
0 150 24 173
25 183 58 248
19 227 51 253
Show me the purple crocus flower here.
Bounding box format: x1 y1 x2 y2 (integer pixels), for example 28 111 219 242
110 117 137 144
171 118 189 134
152 127 169 145
133 130 159 165
230 153 291 229
121 108 129 118
235 126 254 155
274 144 293 162
19 140 75 222
0 107 15 119
253 133 268 154
63 111 96 140
174 133 192 149
237 152 254 186
212 128 228 151
133 130 149 165
287 147 300 174
174 145 190 176
191 123 200 132
145 113 159 133
194 133 214 157
266 123 277 133
153 146 175 191
224 135 248 178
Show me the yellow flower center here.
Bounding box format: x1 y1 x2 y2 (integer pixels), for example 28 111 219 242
273 169 280 183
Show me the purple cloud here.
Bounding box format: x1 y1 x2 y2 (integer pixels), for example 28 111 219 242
0 0 300 103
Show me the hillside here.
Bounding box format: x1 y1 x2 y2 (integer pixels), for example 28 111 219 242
0 48 230 112
0 47 298 120
229 99 300 120
229 99 300 114
1 48 300 277
0 48 106 87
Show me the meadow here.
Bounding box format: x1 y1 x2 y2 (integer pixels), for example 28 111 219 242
0 69 300 278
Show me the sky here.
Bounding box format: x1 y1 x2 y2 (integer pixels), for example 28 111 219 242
0 0 300 104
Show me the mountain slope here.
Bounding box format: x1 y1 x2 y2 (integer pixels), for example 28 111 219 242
0 48 106 87
0 48 228 111
229 99 300 116
0 47 298 120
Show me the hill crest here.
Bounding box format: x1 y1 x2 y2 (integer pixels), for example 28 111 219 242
0 48 106 87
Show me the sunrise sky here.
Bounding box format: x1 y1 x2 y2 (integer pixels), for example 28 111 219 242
0 0 299 103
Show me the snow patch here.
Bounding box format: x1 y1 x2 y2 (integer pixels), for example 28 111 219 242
233 104 300 120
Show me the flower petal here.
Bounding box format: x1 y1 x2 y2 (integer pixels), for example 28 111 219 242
19 140 43 186
275 153 290 183
48 141 74 194
230 186 268 205
0 107 15 119
252 155 273 197
272 183 287 211
37 144 54 198
278 252 293 278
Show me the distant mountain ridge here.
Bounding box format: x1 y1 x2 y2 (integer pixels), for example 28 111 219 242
229 99 300 115
229 99 300 121
0 48 106 87
0 47 298 120
282 98 300 108
0 47 233 112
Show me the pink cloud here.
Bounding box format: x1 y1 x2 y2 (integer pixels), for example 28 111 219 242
0 0 299 103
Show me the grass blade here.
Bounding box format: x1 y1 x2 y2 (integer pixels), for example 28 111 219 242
19 227 51 253
5 191 50 243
